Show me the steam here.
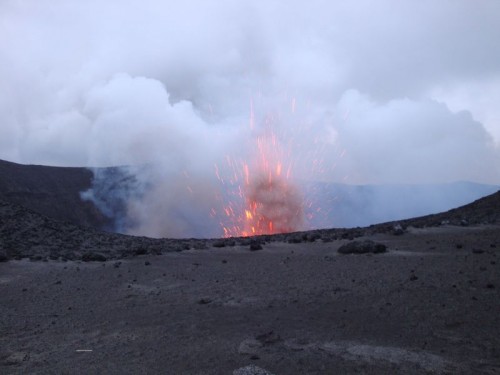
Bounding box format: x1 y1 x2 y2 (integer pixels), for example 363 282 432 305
1 1 500 237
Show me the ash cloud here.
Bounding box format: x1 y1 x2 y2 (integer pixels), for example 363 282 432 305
1 1 500 237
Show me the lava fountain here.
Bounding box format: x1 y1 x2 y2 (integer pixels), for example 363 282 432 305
217 125 305 237
240 132 304 236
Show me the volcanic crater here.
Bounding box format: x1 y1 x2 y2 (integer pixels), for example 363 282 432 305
1 159 499 374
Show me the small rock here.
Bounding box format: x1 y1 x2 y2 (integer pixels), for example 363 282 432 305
81 252 107 262
460 219 469 227
392 224 405 235
249 241 263 251
134 248 147 255
238 338 263 355
144 261 151 266
256 331 281 345
233 365 275 375
338 240 387 254
409 275 419 281
486 283 495 289
4 351 29 365
198 298 212 305
472 249 484 254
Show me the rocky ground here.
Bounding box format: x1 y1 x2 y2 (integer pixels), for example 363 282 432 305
1 192 499 374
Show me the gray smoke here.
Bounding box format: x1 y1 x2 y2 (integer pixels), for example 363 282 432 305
1 1 500 237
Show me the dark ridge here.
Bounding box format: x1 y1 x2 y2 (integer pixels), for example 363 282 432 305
0 199 208 261
1 188 499 262
0 159 109 229
368 188 500 234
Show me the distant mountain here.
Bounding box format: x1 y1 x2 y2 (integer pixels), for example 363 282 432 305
303 181 499 229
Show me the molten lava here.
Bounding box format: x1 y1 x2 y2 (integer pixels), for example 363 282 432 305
242 172 303 236
217 131 304 237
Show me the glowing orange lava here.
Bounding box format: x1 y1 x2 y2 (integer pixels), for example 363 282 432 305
216 129 304 237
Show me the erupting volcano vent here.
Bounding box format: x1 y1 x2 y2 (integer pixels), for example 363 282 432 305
215 107 306 237
243 171 303 236
240 130 304 236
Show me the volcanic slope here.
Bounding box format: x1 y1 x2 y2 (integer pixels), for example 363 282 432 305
0 189 499 262
0 192 499 374
0 159 109 229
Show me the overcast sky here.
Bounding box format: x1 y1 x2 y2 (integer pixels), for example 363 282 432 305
1 0 500 184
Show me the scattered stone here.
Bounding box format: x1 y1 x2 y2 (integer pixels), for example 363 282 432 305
233 365 275 375
455 243 463 249
238 338 263 355
256 331 281 345
222 259 227 264
113 261 122 268
472 249 484 254
285 338 313 351
4 351 29 365
249 241 263 251
338 240 387 254
392 224 405 235
287 235 303 244
81 252 107 262
486 283 495 289
409 275 419 281
193 242 208 250
134 248 147 255
460 219 469 226
198 298 212 305
144 261 151 266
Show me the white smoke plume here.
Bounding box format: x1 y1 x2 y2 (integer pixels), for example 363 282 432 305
1 1 500 237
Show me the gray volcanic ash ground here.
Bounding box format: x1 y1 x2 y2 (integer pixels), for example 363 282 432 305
0 160 500 374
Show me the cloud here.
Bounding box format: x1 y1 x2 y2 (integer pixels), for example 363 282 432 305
330 90 500 184
1 0 499 236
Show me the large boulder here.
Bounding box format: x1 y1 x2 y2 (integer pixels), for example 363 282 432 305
338 240 387 254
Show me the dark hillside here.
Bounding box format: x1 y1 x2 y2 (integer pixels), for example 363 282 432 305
0 159 109 229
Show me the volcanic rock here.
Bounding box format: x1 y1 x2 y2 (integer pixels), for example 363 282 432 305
249 241 263 251
256 331 281 345
233 365 275 375
393 224 405 235
81 252 107 262
238 338 263 355
338 240 387 254
212 240 226 248
3 351 29 366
